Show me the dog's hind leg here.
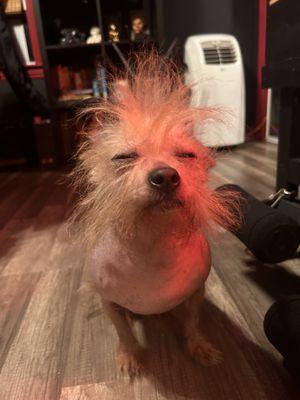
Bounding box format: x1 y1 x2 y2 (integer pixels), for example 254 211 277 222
101 299 143 377
181 286 222 366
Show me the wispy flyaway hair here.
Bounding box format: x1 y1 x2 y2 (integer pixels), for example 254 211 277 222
69 50 240 248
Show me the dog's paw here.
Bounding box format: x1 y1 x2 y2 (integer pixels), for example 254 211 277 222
117 347 144 379
186 336 222 366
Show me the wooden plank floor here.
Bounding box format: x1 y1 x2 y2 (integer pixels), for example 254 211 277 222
0 141 299 400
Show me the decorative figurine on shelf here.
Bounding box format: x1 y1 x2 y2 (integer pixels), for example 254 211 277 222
108 24 120 42
130 16 150 43
86 26 102 44
60 28 86 45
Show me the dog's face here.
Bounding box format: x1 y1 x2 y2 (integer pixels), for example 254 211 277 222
72 53 238 245
77 121 218 242
99 128 213 214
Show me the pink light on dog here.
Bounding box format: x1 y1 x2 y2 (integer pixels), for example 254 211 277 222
70 51 240 376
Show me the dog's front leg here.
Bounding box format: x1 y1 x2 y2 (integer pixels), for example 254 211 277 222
101 299 143 377
183 286 222 366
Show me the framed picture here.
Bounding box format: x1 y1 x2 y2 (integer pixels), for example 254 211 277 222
130 11 150 43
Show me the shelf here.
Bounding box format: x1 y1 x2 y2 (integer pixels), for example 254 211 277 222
46 40 133 52
55 97 96 110
105 40 157 46
33 0 159 164
46 43 102 51
104 40 131 45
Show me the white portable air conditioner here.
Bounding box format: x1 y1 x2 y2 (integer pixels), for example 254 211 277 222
184 34 245 147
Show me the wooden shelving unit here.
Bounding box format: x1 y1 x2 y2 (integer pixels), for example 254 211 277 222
32 0 158 164
45 41 132 51
46 43 102 51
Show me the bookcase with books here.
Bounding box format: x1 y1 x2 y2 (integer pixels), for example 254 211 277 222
0 0 160 166
32 0 159 164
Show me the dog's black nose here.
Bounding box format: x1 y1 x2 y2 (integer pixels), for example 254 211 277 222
148 167 180 191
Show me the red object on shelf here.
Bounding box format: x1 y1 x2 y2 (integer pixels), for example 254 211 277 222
57 65 71 93
256 0 268 140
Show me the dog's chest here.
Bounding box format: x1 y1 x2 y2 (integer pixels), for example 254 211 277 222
90 231 211 314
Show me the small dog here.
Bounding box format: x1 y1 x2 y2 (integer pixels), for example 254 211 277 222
71 52 238 377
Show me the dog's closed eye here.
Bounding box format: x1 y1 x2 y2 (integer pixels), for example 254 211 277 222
175 152 197 159
112 152 139 162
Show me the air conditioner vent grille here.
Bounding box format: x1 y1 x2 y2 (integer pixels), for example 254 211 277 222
202 41 237 65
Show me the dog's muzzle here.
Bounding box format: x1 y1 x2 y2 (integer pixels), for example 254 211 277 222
148 167 180 193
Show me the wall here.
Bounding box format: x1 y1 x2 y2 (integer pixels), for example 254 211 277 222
157 0 258 128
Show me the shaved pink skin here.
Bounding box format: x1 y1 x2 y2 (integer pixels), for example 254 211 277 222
90 229 211 315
